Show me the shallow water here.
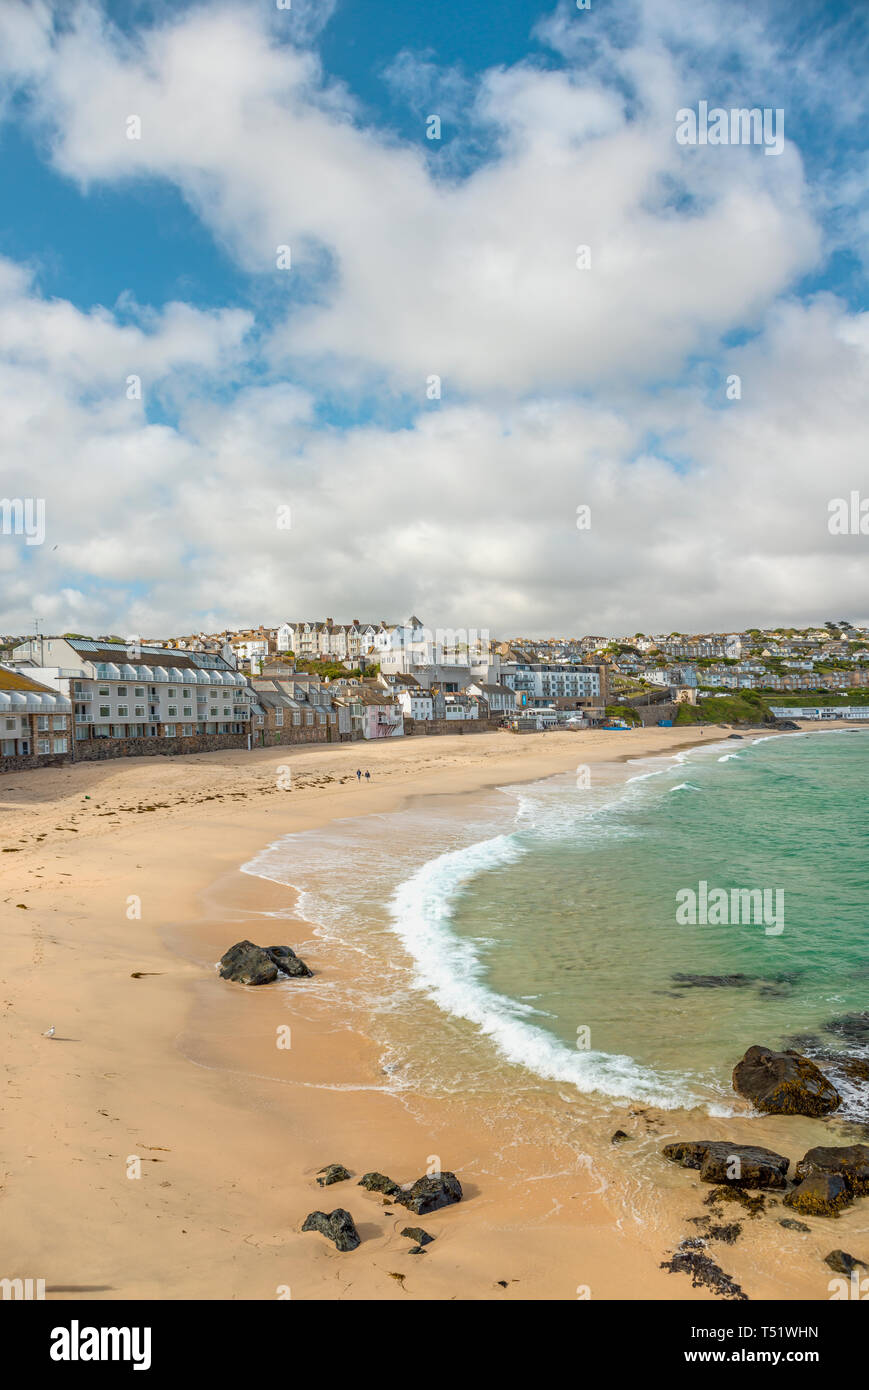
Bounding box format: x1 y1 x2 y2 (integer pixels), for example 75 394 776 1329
242 728 869 1122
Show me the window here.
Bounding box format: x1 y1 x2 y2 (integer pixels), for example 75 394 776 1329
293 711 301 726
75 727 88 740
4 718 14 730
53 715 65 730
112 725 125 738
135 687 144 697
1 738 14 755
117 705 128 717
168 706 177 716
168 688 176 698
135 706 145 717
182 689 191 698
38 738 50 755
223 707 230 717
183 725 193 737
37 715 49 731
99 706 110 718
165 724 176 737
183 706 192 716
210 707 217 717
95 725 110 738
276 709 284 726
117 686 127 697
53 737 67 754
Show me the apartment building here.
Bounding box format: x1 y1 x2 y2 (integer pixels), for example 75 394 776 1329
0 667 73 772
500 662 607 707
11 638 253 756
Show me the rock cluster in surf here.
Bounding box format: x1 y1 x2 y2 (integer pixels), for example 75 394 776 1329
218 939 312 985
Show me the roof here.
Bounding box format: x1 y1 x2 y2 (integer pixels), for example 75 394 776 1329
0 665 72 711
0 666 64 695
65 639 235 672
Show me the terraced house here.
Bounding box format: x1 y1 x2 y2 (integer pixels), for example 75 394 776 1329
0 666 73 772
10 638 254 759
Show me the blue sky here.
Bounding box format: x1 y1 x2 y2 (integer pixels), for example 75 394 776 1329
0 0 868 636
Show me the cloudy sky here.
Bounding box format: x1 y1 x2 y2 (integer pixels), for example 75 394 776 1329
0 0 867 639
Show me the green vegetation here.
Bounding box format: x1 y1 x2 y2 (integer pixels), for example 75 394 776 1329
288 658 380 680
674 690 775 725
605 704 643 725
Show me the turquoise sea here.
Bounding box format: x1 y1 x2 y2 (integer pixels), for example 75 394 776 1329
244 728 868 1122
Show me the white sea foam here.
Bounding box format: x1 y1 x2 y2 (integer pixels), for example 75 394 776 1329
386 833 701 1109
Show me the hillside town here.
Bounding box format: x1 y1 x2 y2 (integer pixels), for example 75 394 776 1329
2 617 868 773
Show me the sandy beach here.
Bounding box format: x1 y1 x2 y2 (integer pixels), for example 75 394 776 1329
1 723 866 1302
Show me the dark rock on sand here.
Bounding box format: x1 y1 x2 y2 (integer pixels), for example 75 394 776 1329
660 1244 747 1301
266 946 313 978
219 939 312 985
663 1140 789 1188
824 1249 867 1275
779 1218 810 1233
301 1208 361 1251
727 734 743 740
358 1172 401 1197
397 1172 463 1215
783 1174 851 1218
219 940 279 986
401 1226 434 1245
795 1144 869 1195
316 1164 351 1188
732 1045 840 1117
611 1130 632 1143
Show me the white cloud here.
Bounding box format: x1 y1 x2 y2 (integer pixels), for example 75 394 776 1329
0 1 866 637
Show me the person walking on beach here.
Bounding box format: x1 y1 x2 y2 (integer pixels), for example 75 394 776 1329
365 770 371 781
356 768 362 781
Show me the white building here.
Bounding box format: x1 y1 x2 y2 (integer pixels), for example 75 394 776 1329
500 662 605 705
376 617 499 686
769 706 869 721
11 638 254 746
397 688 435 721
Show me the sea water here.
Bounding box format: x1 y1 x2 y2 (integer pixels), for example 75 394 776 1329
243 729 868 1120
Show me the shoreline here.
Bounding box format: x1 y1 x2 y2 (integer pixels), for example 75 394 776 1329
1 722 865 1300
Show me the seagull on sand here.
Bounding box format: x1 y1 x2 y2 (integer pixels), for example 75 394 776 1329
42 1026 56 1039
